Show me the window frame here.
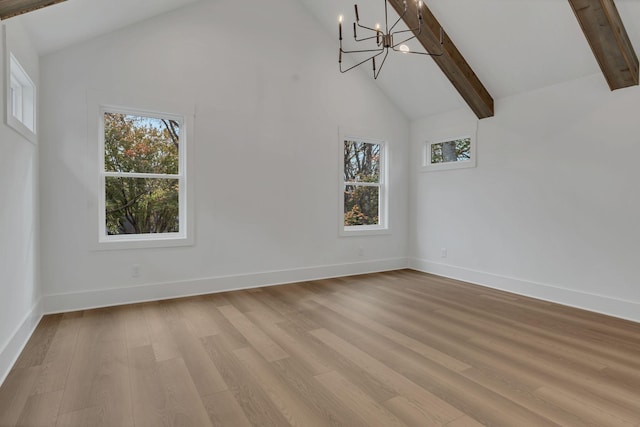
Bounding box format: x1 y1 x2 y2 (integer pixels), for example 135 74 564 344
339 135 389 237
97 105 190 248
5 51 37 144
421 134 476 172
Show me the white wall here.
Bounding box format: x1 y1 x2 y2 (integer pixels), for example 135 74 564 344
39 0 410 312
410 73 640 322
0 20 41 384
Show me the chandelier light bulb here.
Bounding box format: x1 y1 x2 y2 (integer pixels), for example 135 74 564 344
399 44 410 53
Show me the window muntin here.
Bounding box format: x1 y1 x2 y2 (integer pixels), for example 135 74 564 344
100 108 186 241
342 139 386 231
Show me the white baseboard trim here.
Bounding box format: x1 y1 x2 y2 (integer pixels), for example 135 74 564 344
42 257 409 314
0 299 43 386
409 258 640 324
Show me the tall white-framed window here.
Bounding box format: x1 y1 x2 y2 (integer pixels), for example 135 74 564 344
340 136 388 236
5 52 36 143
98 106 189 246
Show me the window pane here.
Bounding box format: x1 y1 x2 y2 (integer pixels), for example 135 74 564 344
344 185 379 226
344 140 380 183
430 138 471 164
105 177 179 235
104 112 179 174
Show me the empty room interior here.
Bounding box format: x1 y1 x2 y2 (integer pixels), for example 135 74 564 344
1 0 640 425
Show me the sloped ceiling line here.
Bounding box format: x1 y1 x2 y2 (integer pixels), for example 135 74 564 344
388 0 495 119
0 0 66 20
568 0 639 90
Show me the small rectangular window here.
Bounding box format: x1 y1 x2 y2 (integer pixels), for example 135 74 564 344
423 136 476 171
430 137 471 164
5 52 36 142
100 108 186 243
341 138 388 235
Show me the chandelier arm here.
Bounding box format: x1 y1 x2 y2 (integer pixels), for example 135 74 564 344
390 26 443 52
391 48 444 57
391 32 422 48
340 47 387 54
391 28 420 36
373 49 390 79
388 2 408 33
354 34 380 43
356 22 379 33
339 49 386 74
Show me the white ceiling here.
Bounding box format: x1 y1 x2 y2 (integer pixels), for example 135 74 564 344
16 0 202 55
13 0 640 120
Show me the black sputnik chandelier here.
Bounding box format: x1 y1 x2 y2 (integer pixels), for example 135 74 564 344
338 0 444 79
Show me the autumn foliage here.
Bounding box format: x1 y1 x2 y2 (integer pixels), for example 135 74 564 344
103 113 181 235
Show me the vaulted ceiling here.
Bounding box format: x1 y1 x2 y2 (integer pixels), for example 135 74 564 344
5 0 640 120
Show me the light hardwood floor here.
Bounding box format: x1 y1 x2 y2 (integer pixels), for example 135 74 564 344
1 270 640 426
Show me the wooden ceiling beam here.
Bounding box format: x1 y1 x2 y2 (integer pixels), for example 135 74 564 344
568 0 639 90
0 0 66 20
387 0 494 119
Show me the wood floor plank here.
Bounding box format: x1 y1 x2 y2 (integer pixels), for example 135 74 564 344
234 346 328 427
156 304 228 397
309 293 471 372
460 367 599 427
446 415 487 427
470 335 640 411
175 297 221 338
410 286 640 369
128 345 167 427
31 317 81 395
121 304 151 349
0 367 40 426
271 357 371 427
55 405 118 427
434 306 610 371
315 371 405 427
314 370 407 427
129 345 213 427
224 289 285 323
142 302 182 361
535 386 637 427
1 270 640 426
202 390 252 427
57 309 134 427
200 334 291 427
13 314 63 369
156 357 213 427
217 304 289 362
350 330 562 427
15 389 63 427
309 328 466 425
384 395 459 427
277 319 398 403
245 311 332 376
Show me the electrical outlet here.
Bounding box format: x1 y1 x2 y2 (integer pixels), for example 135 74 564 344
132 264 140 278
441 248 447 258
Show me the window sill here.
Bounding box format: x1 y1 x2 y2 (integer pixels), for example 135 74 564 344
419 160 476 172
92 234 194 251
340 226 390 237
